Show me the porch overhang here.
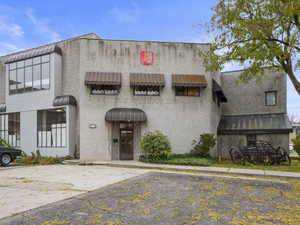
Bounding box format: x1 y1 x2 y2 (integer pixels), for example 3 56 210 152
105 108 147 122
218 113 292 135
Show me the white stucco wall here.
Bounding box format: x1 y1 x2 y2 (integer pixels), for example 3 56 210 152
76 39 222 160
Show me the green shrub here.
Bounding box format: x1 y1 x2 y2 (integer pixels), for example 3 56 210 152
0 137 11 147
292 135 300 157
191 133 216 157
140 130 172 161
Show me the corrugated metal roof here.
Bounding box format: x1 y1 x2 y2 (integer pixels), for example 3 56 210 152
130 73 165 87
218 113 292 134
53 95 77 107
212 79 227 103
4 45 62 64
0 104 6 113
105 108 147 122
172 74 207 87
85 72 121 86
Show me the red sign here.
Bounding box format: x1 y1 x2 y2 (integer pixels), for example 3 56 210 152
140 50 154 65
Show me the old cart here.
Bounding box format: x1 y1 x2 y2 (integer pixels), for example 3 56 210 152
229 140 291 165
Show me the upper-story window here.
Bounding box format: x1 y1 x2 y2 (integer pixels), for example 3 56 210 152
8 54 50 95
91 85 120 95
265 91 277 106
175 87 201 97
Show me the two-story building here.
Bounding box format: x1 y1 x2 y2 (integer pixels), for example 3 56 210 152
0 33 292 161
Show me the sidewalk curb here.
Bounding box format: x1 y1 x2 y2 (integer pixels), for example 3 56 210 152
63 160 300 180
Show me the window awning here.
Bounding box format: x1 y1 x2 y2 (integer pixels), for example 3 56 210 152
213 79 227 103
85 72 121 86
172 74 207 88
4 45 62 64
0 104 6 113
53 95 77 107
105 108 147 122
130 73 165 87
218 113 292 135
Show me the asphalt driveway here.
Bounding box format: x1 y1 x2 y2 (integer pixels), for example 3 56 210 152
1 171 299 225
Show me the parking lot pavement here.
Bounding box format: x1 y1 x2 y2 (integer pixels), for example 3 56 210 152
1 171 300 225
0 165 148 219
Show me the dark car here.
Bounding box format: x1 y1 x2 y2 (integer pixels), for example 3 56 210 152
0 143 22 166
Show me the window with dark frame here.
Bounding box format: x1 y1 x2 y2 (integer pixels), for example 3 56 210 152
8 54 50 95
175 87 201 96
247 134 257 147
91 85 120 95
37 108 66 148
265 91 277 106
133 86 160 96
0 113 20 147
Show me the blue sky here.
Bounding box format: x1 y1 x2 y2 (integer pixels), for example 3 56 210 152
0 0 299 117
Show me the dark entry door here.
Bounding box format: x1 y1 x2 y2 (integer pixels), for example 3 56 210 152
120 123 134 160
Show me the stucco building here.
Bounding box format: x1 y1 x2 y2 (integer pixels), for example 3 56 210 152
0 33 292 161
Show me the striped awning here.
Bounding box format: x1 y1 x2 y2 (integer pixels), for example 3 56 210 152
172 74 207 88
0 104 6 113
130 73 165 87
53 95 77 107
4 45 62 64
85 72 121 86
218 113 292 134
105 108 147 122
213 79 227 103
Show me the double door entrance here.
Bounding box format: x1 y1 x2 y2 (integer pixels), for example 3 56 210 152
119 123 134 160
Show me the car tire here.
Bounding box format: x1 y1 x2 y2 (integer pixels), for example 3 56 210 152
0 153 12 167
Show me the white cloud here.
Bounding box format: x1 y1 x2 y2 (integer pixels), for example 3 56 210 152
0 42 22 55
25 8 61 42
109 3 141 24
0 16 24 37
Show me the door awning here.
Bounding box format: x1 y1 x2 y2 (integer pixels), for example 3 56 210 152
212 79 227 103
85 72 121 86
105 108 147 122
172 74 207 88
130 73 165 87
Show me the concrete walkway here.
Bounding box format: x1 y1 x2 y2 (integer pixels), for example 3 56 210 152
64 160 300 179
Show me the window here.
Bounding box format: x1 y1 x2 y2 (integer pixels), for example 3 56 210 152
175 87 200 96
0 113 20 147
91 85 119 95
37 108 66 148
8 54 50 94
133 86 160 96
247 134 257 147
265 91 277 106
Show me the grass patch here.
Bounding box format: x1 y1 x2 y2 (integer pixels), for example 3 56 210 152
140 154 300 172
15 155 73 166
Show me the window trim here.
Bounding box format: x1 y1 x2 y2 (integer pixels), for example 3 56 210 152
8 54 51 95
175 86 201 97
265 91 277 106
133 86 161 96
